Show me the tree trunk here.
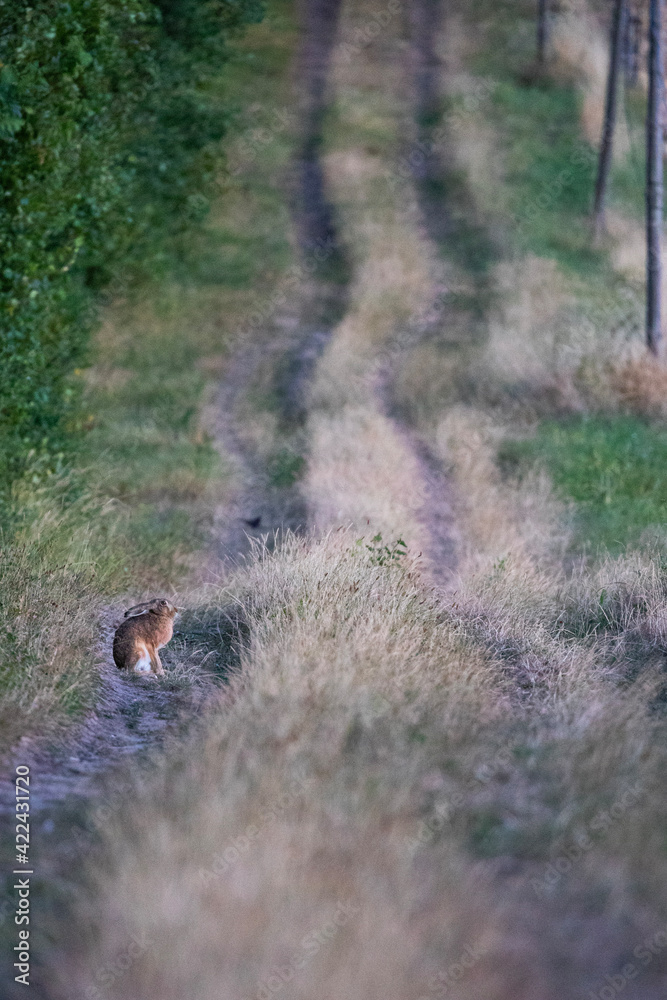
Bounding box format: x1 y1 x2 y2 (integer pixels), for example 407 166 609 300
537 0 549 66
646 0 664 356
623 10 641 87
593 0 626 239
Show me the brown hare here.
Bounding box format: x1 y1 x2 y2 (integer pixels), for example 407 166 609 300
113 598 180 677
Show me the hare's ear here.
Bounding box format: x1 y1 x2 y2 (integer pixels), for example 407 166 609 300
124 605 150 619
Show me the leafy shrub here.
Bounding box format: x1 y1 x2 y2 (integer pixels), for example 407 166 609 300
0 0 262 490
358 533 408 567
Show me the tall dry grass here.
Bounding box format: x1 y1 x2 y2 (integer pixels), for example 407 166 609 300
551 0 632 154
0 520 100 752
49 520 667 999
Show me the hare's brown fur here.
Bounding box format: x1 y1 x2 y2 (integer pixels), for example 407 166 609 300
113 598 179 676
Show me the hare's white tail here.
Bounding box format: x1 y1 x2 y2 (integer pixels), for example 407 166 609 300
133 643 152 674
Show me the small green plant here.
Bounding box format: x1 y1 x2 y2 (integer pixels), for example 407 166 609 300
267 448 305 488
357 533 408 567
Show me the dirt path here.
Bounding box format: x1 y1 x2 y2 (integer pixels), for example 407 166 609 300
1 4 477 997
0 611 219 854
387 0 467 588
297 0 461 590
11 7 667 999
0 0 345 816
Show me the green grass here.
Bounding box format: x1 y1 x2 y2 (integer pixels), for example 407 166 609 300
468 0 650 279
492 79 606 275
500 417 667 553
267 447 306 488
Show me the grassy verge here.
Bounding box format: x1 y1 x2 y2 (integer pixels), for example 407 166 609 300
0 1 299 756
485 0 667 559
414 0 667 563
500 416 667 553
50 528 667 999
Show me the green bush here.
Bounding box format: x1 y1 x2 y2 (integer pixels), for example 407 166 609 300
0 0 262 489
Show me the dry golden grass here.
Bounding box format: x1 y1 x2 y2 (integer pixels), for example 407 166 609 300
606 209 647 281
309 151 435 410
434 405 569 576
52 529 513 999
551 0 631 157
605 210 667 316
306 408 428 542
481 257 573 389
608 355 667 418
48 517 667 999
0 531 101 753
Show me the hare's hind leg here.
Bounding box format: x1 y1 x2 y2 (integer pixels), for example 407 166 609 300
150 648 165 677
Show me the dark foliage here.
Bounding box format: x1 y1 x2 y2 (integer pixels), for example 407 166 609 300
0 0 262 486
